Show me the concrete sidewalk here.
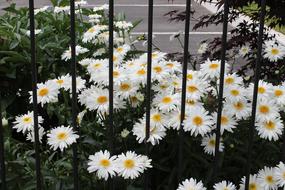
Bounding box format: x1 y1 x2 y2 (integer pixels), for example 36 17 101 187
0 0 232 53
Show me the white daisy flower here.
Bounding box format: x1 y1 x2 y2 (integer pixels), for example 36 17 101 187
13 111 43 134
274 161 285 188
224 99 251 120
271 85 285 106
115 80 139 99
185 99 204 109
79 58 95 67
129 66 147 85
186 79 209 100
248 81 273 100
224 85 247 103
61 45 89 61
239 174 261 190
163 60 182 73
200 59 229 79
201 133 224 156
212 112 237 134
83 25 107 43
223 73 243 87
256 99 280 122
177 178 206 190
256 117 283 141
34 6 49 15
47 126 79 151
88 14 102 23
132 118 166 145
183 107 213 137
151 63 171 82
115 21 133 30
214 181 236 190
152 93 180 112
115 151 152 179
257 167 278 190
264 41 285 62
55 75 86 92
85 88 110 114
149 110 167 127
87 150 117 180
166 109 186 130
114 44 131 57
30 80 59 106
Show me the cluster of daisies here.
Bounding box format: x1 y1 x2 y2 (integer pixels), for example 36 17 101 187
177 161 285 190
87 150 152 180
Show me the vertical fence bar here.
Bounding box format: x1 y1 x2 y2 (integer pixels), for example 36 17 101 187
29 0 42 189
144 0 153 189
178 0 191 181
69 0 79 189
212 0 229 180
108 0 114 189
245 0 266 189
0 99 6 189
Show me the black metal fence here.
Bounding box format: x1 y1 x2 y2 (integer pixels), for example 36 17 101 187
0 0 268 189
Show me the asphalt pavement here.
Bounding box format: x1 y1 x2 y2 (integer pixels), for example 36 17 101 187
0 0 232 53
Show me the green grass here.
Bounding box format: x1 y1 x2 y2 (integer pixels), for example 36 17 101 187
240 2 285 34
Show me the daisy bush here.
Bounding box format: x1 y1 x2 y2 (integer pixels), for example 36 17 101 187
1 0 285 189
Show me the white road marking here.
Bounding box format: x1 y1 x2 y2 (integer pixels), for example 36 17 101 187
131 32 230 35
85 4 186 7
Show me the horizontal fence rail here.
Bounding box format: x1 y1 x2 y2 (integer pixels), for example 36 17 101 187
0 0 272 189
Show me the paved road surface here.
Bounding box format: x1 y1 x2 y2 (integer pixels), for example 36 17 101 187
0 0 232 53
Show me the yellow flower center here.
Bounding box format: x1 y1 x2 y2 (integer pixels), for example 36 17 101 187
274 89 283 97
271 48 279 55
221 116 229 125
234 102 244 110
113 71 120 78
130 96 138 103
187 74 193 80
97 96 108 104
209 63 219 69
100 159 111 167
153 66 162 73
187 85 198 93
249 183 257 190
283 172 285 180
88 27 95 33
38 88 49 97
162 97 172 104
137 69 146 76
152 53 157 58
120 83 131 91
259 105 269 114
265 121 276 130
152 114 161 122
209 139 216 147
166 63 174 68
258 87 266 94
57 79 64 85
124 159 135 169
113 56 118 62
57 132 68 141
93 63 101 68
225 77 234 84
23 117 32 124
116 47 124 53
160 85 168 89
230 89 240 96
193 116 203 126
186 99 195 105
266 175 274 184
